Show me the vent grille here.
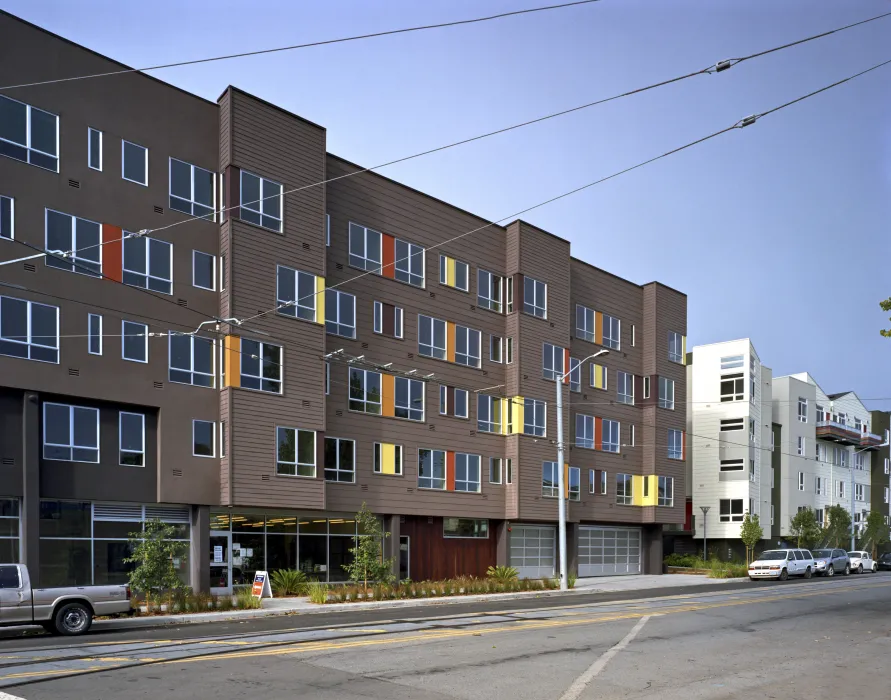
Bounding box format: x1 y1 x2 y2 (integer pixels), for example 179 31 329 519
399 515 405 523
94 503 143 521
429 292 435 298
154 206 164 214
427 517 434 524
406 488 414 494
24 263 36 272
335 263 343 270
523 375 528 380
470 305 476 311
361 342 369 349
335 409 343 417
482 494 488 500
302 242 310 250
550 322 555 328
482 370 488 376
154 381 164 389
68 179 80 188
145 506 190 523
68 368 79 376
261 475 271 481
407 353 414 359
469 430 475 437
177 299 188 307
428 425 436 431
302 399 310 407
1 457 14 466
172 469 183 477
360 484 369 492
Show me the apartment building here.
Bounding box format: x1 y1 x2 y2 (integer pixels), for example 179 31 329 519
0 12 687 591
869 410 891 532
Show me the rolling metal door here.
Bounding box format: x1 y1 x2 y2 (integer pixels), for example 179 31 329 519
578 526 641 576
509 525 555 579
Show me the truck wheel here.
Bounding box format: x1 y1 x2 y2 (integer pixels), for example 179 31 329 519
53 602 92 636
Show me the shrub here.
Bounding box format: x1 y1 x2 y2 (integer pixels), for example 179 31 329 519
567 573 577 589
663 553 700 568
308 581 330 604
235 586 262 609
486 565 519 582
271 569 308 597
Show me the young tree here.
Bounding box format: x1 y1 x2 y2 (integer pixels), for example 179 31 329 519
125 519 188 597
740 512 764 565
789 508 821 549
343 503 395 590
857 511 888 558
822 505 852 548
881 297 891 337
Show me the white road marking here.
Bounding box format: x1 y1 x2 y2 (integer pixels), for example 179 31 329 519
558 614 652 700
0 691 28 700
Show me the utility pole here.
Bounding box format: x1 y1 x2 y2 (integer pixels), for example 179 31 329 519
700 506 710 560
555 349 608 591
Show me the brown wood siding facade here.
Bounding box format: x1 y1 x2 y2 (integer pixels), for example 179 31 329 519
401 516 497 581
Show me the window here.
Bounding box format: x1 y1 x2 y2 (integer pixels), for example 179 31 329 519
576 304 595 342
119 412 145 467
478 270 503 312
418 449 446 490
0 95 59 171
241 339 282 393
455 325 481 367
658 377 675 409
349 368 382 414
395 239 425 287
349 222 382 271
169 333 214 387
0 194 12 240
0 296 59 363
88 314 102 355
276 426 316 477
45 209 101 277
443 518 488 538
668 331 683 363
123 236 173 294
750 419 756 442
569 358 581 393
88 128 102 171
603 419 620 453
122 140 148 185
720 459 744 472
43 403 99 463
602 314 620 350
837 481 846 499
600 470 607 495
373 443 403 476
668 429 683 460
854 452 864 471
0 565 20 590
455 454 481 492
220 255 226 290
815 476 823 495
506 337 514 364
750 459 756 482
221 421 227 458
439 255 468 291
797 436 805 456
277 266 319 322
542 462 559 498
616 473 633 505
192 420 215 457
477 395 501 433
122 320 148 363
325 362 330 395
576 414 594 449
326 214 330 246
720 418 744 432
840 450 848 468
523 398 546 437
542 343 564 381
240 170 282 232
719 499 744 522
169 158 215 219
855 483 865 502
324 437 355 483
720 373 744 402
490 335 503 363
720 355 744 370
506 458 513 484
630 424 636 446
658 476 674 507
418 315 447 359
523 276 547 318
617 371 634 405
643 376 651 399
325 290 356 338
568 466 580 501
885 486 889 504
798 472 805 491
489 458 503 484
395 376 425 421
373 301 382 334
454 389 468 418
798 397 808 423
589 363 607 390
394 307 404 338
815 509 824 527
192 251 216 290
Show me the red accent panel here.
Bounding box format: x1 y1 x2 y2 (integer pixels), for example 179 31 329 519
446 451 456 491
102 224 123 283
563 349 571 384
382 234 396 279
594 417 603 451
682 431 687 461
684 499 693 531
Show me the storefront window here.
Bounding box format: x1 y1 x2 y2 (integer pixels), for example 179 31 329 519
231 532 263 586
0 498 19 562
40 538 91 586
39 500 91 538
328 535 355 582
299 534 327 580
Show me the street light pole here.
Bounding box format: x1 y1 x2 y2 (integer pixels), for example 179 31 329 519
700 506 710 560
555 349 609 591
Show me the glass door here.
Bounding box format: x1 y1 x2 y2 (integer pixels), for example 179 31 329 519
399 536 410 581
209 531 231 595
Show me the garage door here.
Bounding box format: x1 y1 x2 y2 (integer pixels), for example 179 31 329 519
509 525 555 579
578 526 641 576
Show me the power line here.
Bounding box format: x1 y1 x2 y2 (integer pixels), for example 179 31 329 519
0 0 604 91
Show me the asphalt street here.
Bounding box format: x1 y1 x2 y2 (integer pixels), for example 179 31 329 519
1 573 890 699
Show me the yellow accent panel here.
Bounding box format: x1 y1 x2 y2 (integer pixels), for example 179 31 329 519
446 321 456 363
496 398 506 435
446 257 456 286
380 443 397 474
513 396 524 434
563 463 570 499
224 335 240 388
632 475 658 506
315 276 325 325
592 363 606 390
681 335 687 365
382 374 395 417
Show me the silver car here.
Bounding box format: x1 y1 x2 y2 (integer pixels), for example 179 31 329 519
810 549 850 577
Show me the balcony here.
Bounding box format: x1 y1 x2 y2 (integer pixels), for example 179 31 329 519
815 420 861 446
860 432 885 449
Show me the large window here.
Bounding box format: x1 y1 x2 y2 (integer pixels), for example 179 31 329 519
0 296 59 363
524 398 546 437
169 333 215 387
798 397 808 423
418 449 446 490
277 266 318 322
576 304 595 342
395 376 425 421
602 419 620 453
542 461 559 498
45 209 101 277
325 290 356 338
658 476 674 507
123 236 173 294
324 437 355 483
1 194 14 240
668 331 684 363
349 368 382 414
122 140 148 185
477 395 501 433
349 222 382 272
668 429 683 460
0 95 59 171
395 239 425 287
617 371 634 405
616 473 633 505
119 412 145 467
443 518 488 538
169 158 215 219
374 443 403 476
602 313 620 350
455 326 481 367
241 339 282 393
576 414 594 449
720 373 744 402
276 427 316 477
523 276 547 318
439 255 468 291
658 377 675 409
43 403 99 463
478 270 503 312
0 499 19 563
418 315 447 359
122 320 148 363
455 454 481 492
542 343 564 381
192 251 216 291
719 499 744 523
240 170 282 232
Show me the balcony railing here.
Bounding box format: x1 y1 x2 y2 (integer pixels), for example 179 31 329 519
861 432 885 449
816 420 862 446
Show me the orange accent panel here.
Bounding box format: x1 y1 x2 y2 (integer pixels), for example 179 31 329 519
446 321 456 363
446 451 456 491
594 416 603 451
595 312 603 345
564 463 570 499
563 348 571 384
224 335 240 388
382 234 396 279
382 374 395 417
102 224 123 282
682 431 687 460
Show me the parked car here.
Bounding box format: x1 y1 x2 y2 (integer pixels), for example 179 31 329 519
0 564 131 635
877 553 891 571
847 551 877 574
810 549 850 577
748 549 815 581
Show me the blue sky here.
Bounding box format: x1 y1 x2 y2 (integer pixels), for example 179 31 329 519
6 0 890 407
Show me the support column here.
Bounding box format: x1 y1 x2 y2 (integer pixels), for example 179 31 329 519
21 393 40 582
642 524 664 574
384 515 400 580
495 521 510 566
190 505 210 592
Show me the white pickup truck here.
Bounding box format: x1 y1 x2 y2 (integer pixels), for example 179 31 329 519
0 563 131 635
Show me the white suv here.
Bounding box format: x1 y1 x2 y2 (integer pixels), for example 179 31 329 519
748 549 815 580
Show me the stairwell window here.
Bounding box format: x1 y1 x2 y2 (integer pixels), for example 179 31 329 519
523 276 547 318
0 95 59 171
276 427 316 477
240 170 282 232
668 429 683 460
122 140 148 186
